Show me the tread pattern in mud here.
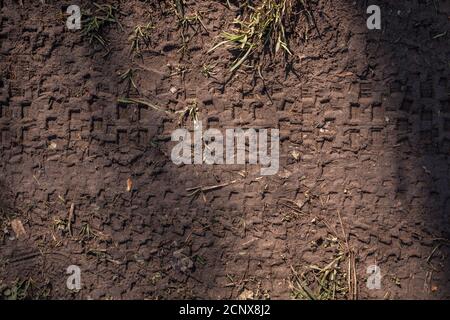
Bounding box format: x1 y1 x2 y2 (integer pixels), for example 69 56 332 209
1 0 450 299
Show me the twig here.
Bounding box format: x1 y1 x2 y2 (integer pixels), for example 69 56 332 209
67 203 75 237
186 180 237 195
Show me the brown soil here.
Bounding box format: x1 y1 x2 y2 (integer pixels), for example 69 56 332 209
1 0 450 299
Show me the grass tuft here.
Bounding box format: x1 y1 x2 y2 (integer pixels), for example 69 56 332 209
82 3 122 52
201 63 218 78
171 0 208 55
0 278 51 300
209 0 314 72
290 253 348 300
290 211 358 300
177 99 199 124
129 23 154 57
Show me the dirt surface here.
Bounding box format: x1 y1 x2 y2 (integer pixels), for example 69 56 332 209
1 0 450 299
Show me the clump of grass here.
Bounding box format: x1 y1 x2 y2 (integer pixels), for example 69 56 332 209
150 272 162 285
1 279 31 300
201 63 217 78
290 212 358 300
171 0 208 54
0 278 51 300
169 64 191 81
82 3 122 52
53 217 69 235
290 251 349 300
129 22 154 57
209 0 314 72
177 99 199 124
78 222 98 243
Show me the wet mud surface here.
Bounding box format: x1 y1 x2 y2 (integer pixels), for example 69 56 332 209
1 0 450 299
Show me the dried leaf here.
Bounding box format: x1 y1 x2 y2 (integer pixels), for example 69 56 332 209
292 150 300 161
127 178 133 192
11 219 26 238
48 141 57 150
238 289 254 300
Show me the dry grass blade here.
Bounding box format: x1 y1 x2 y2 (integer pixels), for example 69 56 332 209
186 180 238 203
117 98 172 115
186 180 237 195
67 203 75 237
290 266 317 300
336 210 358 299
119 69 139 94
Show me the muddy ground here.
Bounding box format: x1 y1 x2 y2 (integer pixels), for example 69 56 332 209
1 0 450 299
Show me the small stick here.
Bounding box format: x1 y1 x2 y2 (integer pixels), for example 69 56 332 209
68 203 75 236
186 180 237 194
